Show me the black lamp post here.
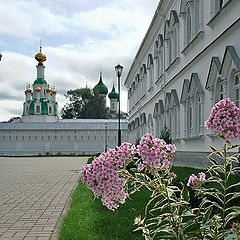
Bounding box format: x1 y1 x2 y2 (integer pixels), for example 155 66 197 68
115 64 123 146
105 122 108 152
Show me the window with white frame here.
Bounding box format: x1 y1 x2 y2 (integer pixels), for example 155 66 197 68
194 94 204 135
147 54 154 89
187 100 193 137
216 0 224 12
147 114 154 135
195 0 200 34
173 29 178 60
36 105 40 113
181 0 202 47
141 65 147 95
171 106 180 139
168 37 172 65
156 34 164 78
215 80 225 103
186 6 192 45
235 75 239 107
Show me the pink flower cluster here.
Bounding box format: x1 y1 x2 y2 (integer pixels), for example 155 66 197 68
138 134 176 169
81 143 137 210
187 172 206 189
205 98 240 140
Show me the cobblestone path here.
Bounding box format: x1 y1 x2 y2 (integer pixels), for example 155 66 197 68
0 157 87 240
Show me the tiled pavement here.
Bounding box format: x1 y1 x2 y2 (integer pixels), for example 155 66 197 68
0 157 88 240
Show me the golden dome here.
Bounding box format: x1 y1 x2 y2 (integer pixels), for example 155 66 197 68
35 85 41 92
46 84 51 93
51 86 57 94
25 88 32 94
25 85 32 94
35 46 46 66
51 89 57 94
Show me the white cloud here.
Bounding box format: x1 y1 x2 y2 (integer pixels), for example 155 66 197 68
0 0 67 41
0 0 159 121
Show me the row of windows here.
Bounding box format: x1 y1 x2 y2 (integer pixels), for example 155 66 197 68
128 0 231 112
131 71 239 140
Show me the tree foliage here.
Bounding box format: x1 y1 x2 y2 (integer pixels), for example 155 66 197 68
61 88 108 119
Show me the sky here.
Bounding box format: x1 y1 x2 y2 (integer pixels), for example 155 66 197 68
0 0 159 121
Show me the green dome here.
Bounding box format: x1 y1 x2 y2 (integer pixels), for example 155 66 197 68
34 78 47 85
93 74 108 95
108 85 119 99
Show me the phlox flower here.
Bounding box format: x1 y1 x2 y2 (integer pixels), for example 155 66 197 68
187 172 206 189
81 142 138 210
205 98 240 140
138 133 176 169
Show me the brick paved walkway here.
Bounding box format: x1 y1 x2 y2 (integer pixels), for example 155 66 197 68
0 157 88 240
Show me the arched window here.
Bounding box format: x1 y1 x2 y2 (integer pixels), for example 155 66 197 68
188 101 193 136
36 105 40 113
216 0 224 12
173 29 177 60
215 79 225 103
49 106 52 113
186 7 192 44
234 76 239 107
147 54 154 89
168 37 172 65
195 0 200 34
26 106 29 114
147 114 154 135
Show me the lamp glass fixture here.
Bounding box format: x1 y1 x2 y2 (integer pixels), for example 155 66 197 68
115 64 123 77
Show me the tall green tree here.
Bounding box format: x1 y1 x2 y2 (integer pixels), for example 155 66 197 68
61 87 108 119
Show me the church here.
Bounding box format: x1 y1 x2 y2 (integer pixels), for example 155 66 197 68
0 48 128 156
125 0 240 167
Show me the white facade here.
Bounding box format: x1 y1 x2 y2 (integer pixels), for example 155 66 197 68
0 119 128 156
125 0 240 167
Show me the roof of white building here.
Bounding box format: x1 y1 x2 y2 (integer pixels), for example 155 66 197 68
0 119 128 130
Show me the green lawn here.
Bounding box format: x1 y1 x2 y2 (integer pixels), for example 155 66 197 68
58 166 204 240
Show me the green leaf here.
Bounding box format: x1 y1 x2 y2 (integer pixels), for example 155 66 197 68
227 144 240 150
199 208 212 225
181 186 190 203
209 145 219 152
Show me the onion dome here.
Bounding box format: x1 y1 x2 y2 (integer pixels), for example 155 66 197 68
93 72 108 95
108 85 119 99
46 84 51 93
35 85 41 92
33 78 47 85
35 46 46 66
25 85 32 94
51 86 57 94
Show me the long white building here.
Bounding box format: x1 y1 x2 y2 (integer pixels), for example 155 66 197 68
0 48 128 156
125 0 240 167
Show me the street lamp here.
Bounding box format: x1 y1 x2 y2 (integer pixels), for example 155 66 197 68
105 122 108 152
115 64 123 146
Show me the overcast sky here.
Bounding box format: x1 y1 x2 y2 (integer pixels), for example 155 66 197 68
0 0 159 121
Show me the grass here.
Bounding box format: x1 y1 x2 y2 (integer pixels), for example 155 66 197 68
58 166 205 240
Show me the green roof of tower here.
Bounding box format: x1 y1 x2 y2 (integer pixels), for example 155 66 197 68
108 85 119 99
33 78 47 85
93 73 108 95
